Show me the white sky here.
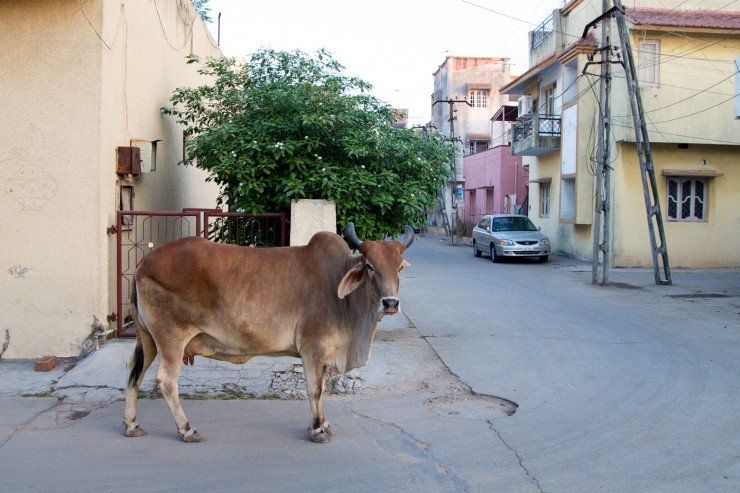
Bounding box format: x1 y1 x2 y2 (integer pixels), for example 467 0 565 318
205 0 565 126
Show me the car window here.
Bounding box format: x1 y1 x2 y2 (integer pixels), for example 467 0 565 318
477 217 487 229
483 217 491 230
491 217 537 232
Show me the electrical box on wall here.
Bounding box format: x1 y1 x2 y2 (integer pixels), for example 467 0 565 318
116 146 142 176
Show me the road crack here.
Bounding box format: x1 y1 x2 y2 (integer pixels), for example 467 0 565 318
486 419 545 493
0 399 63 448
349 403 469 492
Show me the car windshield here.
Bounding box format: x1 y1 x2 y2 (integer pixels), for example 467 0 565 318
491 217 537 232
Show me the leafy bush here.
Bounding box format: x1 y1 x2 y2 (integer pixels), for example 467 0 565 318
454 218 476 238
163 49 454 239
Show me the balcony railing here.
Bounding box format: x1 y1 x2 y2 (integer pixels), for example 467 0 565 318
530 14 554 50
512 114 561 157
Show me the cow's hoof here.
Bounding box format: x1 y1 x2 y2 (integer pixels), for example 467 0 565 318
125 426 148 438
308 427 331 444
181 431 206 443
322 423 336 438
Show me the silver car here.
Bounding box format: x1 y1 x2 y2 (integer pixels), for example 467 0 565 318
472 214 551 263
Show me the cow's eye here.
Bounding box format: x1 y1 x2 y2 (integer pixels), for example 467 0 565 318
365 263 374 272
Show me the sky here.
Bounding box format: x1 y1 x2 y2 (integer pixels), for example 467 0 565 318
204 0 566 127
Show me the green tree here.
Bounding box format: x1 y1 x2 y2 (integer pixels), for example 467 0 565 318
164 49 454 239
191 0 211 23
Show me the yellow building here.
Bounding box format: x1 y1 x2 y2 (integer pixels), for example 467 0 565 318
501 0 740 269
0 0 222 358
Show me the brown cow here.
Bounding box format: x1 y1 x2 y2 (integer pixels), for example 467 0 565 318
123 223 413 444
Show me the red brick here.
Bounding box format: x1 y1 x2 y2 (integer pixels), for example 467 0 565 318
35 355 58 372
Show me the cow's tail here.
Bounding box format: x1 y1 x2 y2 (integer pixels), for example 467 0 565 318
127 278 153 388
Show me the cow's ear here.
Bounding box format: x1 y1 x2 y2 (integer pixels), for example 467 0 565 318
399 259 410 271
337 263 367 299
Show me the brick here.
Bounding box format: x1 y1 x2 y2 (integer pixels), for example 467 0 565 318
35 355 58 372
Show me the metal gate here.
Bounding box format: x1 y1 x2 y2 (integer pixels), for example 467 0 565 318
110 209 287 337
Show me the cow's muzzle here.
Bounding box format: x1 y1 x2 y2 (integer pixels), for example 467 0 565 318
381 297 400 314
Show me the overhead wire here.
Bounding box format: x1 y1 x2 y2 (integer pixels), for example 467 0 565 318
611 69 738 117
153 0 197 50
75 0 124 50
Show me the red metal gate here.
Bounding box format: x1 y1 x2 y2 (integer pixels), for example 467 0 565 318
111 209 287 337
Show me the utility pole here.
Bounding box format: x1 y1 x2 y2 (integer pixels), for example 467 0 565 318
613 0 671 284
590 0 613 285
432 98 471 244
582 0 671 285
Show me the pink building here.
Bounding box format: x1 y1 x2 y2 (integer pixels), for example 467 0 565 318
462 145 527 223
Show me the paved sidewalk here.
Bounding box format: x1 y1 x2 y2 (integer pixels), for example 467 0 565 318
0 309 446 402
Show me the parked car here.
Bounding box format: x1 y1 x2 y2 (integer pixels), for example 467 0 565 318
472 214 550 263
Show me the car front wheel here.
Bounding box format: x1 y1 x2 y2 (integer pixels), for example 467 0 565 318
473 240 482 257
539 255 549 263
491 243 501 263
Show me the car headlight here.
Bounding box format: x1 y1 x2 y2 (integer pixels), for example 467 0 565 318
497 239 515 246
540 238 550 245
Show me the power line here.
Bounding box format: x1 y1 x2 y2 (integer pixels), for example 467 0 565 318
610 122 740 145
153 0 197 50
612 69 738 117
638 92 739 124
75 0 124 50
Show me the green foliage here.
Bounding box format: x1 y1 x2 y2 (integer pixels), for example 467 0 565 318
191 0 211 23
164 49 454 239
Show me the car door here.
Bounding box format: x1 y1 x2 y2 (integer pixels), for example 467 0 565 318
473 216 486 248
480 216 492 253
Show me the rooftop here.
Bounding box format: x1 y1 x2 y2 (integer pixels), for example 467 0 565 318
626 7 740 30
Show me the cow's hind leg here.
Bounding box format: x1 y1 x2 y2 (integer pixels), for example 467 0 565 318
156 338 205 443
124 328 157 437
303 357 333 443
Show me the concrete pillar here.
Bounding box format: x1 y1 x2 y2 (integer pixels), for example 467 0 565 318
290 199 337 246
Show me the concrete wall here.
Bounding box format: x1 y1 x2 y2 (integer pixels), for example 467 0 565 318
0 0 222 358
290 200 337 246
1 0 105 359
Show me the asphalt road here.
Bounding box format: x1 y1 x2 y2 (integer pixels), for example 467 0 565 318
0 236 737 492
401 235 739 492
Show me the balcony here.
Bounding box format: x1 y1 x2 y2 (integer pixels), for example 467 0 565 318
529 12 565 67
511 114 561 156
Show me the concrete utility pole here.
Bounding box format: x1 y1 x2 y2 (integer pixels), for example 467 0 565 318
583 0 671 285
432 98 471 244
590 0 613 285
613 0 671 285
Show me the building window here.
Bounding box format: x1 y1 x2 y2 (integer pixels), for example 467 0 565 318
667 177 706 221
560 178 575 221
468 189 477 216
486 188 494 213
542 84 556 115
468 89 489 108
468 140 489 154
540 182 550 218
638 39 660 86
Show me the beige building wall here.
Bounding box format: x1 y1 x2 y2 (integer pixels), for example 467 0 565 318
1 0 222 359
613 143 740 268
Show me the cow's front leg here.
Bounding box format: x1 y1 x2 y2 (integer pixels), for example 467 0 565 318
303 357 332 443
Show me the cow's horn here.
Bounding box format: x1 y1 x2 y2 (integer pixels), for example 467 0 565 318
397 225 414 250
343 222 363 251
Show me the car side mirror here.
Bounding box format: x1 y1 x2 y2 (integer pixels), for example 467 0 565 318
537 226 541 231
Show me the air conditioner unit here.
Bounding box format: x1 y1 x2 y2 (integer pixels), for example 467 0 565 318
517 96 533 118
